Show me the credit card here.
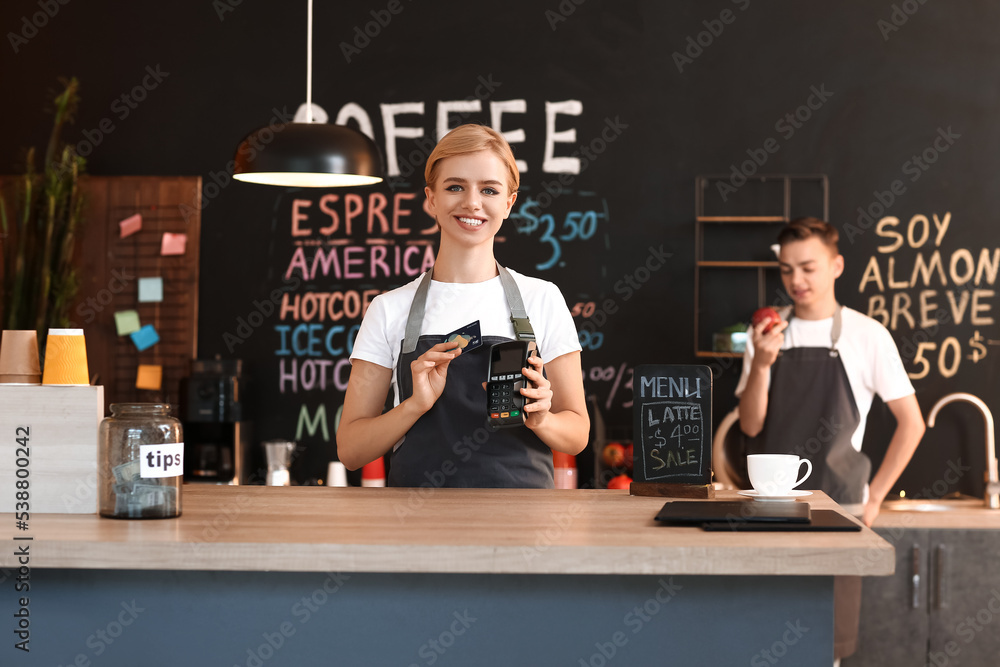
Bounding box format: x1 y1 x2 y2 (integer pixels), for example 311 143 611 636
444 320 482 354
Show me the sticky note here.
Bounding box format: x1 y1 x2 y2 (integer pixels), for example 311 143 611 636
119 213 142 238
114 310 141 336
138 277 164 303
161 233 187 256
130 324 160 352
135 364 163 390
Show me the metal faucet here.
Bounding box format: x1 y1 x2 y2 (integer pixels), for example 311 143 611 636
927 392 1000 509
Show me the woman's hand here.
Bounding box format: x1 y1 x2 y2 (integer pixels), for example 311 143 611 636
407 340 461 414
520 353 553 429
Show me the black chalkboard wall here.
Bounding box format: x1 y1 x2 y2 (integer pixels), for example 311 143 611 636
3 1 998 494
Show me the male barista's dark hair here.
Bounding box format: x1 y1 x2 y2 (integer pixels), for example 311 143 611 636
777 217 839 253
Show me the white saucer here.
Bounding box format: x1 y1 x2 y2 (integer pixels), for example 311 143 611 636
738 490 812 502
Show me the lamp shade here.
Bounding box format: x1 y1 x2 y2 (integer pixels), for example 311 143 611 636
233 122 384 187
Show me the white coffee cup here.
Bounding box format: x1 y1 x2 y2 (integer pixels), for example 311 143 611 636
326 461 348 487
747 454 812 496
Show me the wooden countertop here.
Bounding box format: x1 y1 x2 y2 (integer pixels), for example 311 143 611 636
1 486 893 576
874 501 1000 530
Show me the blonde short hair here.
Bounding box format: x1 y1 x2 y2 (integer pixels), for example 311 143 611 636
425 124 519 194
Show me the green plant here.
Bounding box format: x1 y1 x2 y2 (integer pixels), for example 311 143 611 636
0 78 86 335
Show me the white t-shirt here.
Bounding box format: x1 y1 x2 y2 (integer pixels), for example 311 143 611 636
350 268 582 406
735 306 915 452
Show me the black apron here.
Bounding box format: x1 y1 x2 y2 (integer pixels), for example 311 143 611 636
748 306 869 505
388 265 554 488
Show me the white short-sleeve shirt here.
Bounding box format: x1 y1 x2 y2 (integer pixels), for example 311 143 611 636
351 268 582 407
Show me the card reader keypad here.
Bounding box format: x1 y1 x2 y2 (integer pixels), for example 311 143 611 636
488 374 524 425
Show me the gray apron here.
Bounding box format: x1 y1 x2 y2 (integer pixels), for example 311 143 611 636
748 306 868 505
388 265 554 488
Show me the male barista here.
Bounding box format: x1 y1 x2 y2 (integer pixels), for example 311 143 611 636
736 217 926 661
737 217 925 524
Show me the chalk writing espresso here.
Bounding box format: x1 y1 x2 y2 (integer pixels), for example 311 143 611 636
632 365 712 485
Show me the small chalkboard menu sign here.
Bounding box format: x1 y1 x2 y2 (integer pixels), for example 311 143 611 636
631 365 713 498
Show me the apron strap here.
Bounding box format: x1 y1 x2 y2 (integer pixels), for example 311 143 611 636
497 263 536 343
401 263 536 354
401 270 434 354
830 304 843 350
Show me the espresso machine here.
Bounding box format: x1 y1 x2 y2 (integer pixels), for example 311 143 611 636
180 358 252 484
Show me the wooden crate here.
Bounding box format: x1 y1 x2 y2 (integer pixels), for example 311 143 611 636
0 385 103 514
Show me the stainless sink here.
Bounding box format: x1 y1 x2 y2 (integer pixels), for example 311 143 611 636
881 498 985 512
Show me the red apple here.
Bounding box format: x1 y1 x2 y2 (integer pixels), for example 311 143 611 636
623 444 634 470
602 443 626 468
751 307 783 334
607 474 632 490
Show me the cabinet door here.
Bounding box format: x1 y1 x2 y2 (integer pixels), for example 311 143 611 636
928 530 1000 665
844 528 931 666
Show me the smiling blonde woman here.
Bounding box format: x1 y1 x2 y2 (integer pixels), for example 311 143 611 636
338 124 589 488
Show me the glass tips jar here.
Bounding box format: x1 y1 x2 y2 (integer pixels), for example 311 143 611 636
98 403 183 519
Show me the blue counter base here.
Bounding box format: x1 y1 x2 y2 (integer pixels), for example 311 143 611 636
22 570 833 666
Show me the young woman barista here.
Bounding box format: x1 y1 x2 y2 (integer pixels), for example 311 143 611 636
338 124 589 487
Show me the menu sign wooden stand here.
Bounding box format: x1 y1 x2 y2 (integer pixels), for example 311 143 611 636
631 364 714 498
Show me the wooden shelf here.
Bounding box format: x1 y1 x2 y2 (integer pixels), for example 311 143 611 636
695 216 788 222
695 351 744 358
697 260 779 268
693 174 829 359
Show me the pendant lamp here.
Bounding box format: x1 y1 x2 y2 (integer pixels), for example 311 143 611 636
233 0 384 187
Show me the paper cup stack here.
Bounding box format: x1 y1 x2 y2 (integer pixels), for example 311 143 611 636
41 329 90 385
0 330 42 385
